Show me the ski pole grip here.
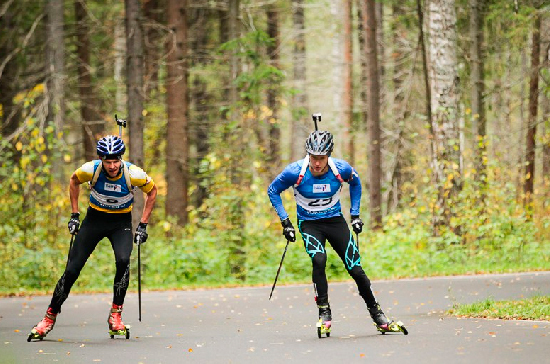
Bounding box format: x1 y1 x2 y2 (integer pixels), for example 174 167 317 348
312 113 321 131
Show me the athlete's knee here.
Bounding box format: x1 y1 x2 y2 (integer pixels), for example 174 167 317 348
349 266 371 286
311 253 327 270
64 261 84 282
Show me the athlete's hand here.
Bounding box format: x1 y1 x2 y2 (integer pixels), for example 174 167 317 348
68 213 80 235
134 222 148 245
281 218 296 242
351 215 364 235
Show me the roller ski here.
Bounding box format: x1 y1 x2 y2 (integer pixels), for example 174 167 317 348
27 308 58 342
316 301 332 338
108 304 130 339
369 303 408 335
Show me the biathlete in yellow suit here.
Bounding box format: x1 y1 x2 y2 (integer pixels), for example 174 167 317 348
29 135 157 340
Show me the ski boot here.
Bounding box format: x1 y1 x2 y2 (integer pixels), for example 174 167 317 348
316 302 332 338
108 303 130 339
27 307 58 342
369 303 408 335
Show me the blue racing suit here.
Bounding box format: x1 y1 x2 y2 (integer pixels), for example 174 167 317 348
268 156 377 308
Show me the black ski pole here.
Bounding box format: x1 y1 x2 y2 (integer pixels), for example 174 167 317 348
64 233 76 269
136 236 142 321
269 239 290 300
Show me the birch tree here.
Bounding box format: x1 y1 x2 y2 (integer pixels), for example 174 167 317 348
427 0 461 235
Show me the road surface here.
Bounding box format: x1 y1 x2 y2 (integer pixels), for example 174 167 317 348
1 271 549 363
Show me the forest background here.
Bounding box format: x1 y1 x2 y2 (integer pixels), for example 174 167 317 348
1 0 549 295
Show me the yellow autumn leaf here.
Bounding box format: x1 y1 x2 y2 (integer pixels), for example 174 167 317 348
21 156 30 169
15 141 23 151
41 155 48 163
64 154 71 162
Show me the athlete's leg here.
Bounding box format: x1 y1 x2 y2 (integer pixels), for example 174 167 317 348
49 212 105 313
298 219 329 301
108 216 133 306
324 216 377 308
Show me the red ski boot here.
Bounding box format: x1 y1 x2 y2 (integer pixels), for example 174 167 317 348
27 307 58 342
108 303 130 339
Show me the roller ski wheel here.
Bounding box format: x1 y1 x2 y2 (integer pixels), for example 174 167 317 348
109 326 130 339
27 308 57 342
375 320 408 335
27 331 45 342
316 319 331 338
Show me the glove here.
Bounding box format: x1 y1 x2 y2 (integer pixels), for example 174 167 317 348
134 222 148 245
351 215 364 235
281 218 296 242
68 213 80 235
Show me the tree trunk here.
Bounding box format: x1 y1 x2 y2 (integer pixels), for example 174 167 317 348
190 6 211 209
125 0 145 229
343 0 354 163
523 13 541 214
331 0 343 147
227 0 245 281
386 1 411 213
428 0 461 236
143 0 163 98
165 0 189 226
0 6 23 166
267 5 281 169
362 0 382 229
114 18 126 116
542 17 550 196
357 0 368 141
75 0 104 161
469 0 486 195
291 0 309 161
46 0 65 177
375 1 384 113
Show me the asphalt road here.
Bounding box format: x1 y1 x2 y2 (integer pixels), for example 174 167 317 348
1 271 549 363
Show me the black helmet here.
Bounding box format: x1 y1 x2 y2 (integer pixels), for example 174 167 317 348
305 131 334 156
96 135 126 159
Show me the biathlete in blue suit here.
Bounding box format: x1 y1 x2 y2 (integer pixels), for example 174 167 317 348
268 130 392 333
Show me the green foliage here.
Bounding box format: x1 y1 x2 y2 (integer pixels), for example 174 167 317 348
448 295 550 321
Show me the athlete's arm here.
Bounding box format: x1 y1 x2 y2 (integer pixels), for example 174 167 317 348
140 184 157 224
267 163 300 221
348 169 361 216
337 159 362 216
69 172 82 214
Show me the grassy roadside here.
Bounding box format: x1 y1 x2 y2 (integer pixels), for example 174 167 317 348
447 295 550 321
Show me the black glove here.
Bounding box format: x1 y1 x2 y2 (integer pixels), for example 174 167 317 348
281 218 296 242
68 213 80 235
134 222 148 245
351 215 364 235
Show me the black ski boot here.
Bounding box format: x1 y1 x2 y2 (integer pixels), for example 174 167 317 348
316 298 332 338
368 302 408 335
